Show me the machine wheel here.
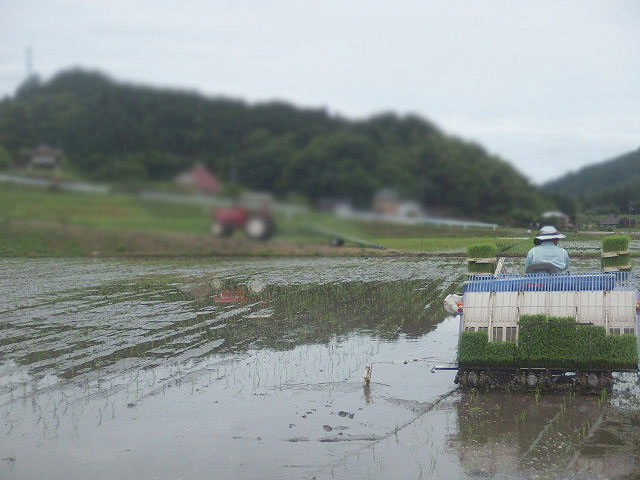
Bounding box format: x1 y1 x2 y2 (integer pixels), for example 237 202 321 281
211 222 233 237
244 216 274 240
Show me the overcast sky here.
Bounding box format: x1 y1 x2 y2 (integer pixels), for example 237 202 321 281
2 0 639 184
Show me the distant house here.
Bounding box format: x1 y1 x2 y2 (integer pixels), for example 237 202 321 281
175 163 221 195
598 214 621 228
372 188 401 215
372 188 423 218
317 197 352 214
397 201 422 218
542 210 572 227
619 216 633 228
28 145 62 169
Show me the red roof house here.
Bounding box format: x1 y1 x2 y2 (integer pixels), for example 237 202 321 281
175 163 221 195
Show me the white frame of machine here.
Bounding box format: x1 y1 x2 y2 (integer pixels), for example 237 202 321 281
460 272 640 343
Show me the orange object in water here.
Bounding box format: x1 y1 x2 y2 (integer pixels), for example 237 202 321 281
213 288 248 304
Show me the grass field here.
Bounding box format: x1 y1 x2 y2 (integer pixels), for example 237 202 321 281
1 183 210 234
2 182 629 258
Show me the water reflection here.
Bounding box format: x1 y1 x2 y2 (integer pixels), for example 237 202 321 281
2 275 458 382
1 258 638 480
453 390 640 479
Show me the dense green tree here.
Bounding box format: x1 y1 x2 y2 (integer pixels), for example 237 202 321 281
281 131 382 206
0 68 551 221
94 154 148 180
545 147 640 215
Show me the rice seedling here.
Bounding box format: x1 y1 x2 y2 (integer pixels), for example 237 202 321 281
597 388 609 407
467 243 498 274
514 409 528 425
602 235 631 271
602 254 630 268
533 388 542 403
458 314 638 369
602 235 631 253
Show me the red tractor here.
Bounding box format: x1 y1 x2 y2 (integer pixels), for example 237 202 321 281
211 193 275 241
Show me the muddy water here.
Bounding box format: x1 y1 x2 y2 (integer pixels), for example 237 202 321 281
0 257 638 480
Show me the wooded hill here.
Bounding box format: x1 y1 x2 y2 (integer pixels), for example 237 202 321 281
544 148 640 214
0 68 551 220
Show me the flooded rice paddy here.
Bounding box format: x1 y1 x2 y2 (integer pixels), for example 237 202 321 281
1 257 639 479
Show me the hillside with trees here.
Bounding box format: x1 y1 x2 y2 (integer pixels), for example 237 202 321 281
0 68 551 220
544 148 640 214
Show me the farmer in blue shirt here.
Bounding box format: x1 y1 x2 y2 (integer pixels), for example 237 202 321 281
525 226 570 274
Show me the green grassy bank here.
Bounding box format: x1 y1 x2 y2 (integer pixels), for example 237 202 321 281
0 182 619 258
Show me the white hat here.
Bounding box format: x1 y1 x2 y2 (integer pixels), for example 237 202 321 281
535 225 566 241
